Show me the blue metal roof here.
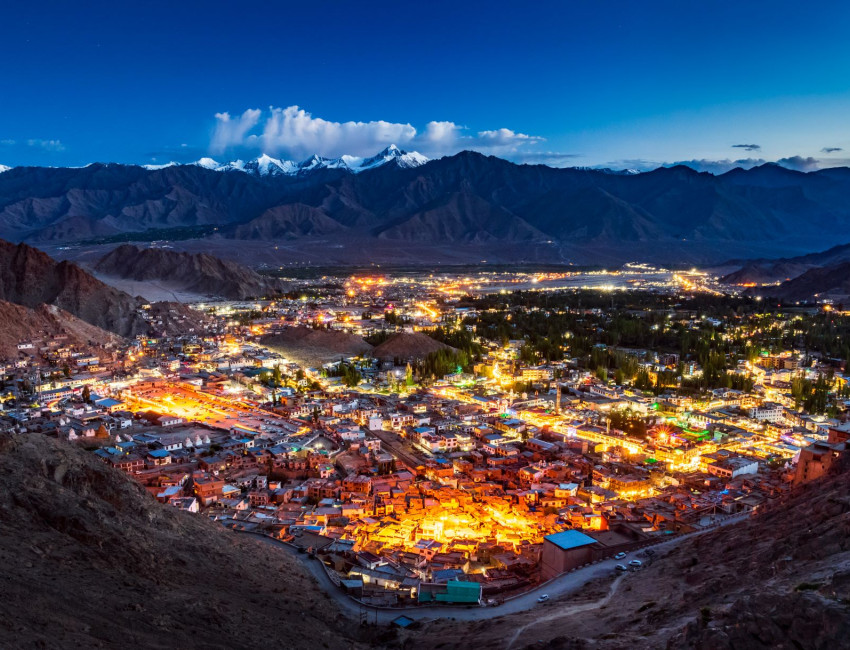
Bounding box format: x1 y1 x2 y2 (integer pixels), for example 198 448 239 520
544 529 597 551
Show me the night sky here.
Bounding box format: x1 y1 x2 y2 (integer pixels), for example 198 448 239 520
2 0 849 171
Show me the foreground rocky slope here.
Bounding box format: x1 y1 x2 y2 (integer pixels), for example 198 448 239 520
0 433 359 649
94 244 284 300
412 460 850 649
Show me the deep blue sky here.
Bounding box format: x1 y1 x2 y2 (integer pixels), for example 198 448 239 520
2 0 849 171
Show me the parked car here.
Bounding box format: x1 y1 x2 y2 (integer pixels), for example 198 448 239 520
615 564 628 571
537 594 550 603
629 559 642 568
614 552 627 560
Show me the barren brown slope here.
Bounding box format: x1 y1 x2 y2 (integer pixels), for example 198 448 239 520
411 462 850 650
371 332 454 361
94 244 284 300
0 433 360 650
0 301 123 360
262 327 373 366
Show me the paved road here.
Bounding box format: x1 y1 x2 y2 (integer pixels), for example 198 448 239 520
241 512 750 625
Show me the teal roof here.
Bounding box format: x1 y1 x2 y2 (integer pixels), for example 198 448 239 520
545 529 597 551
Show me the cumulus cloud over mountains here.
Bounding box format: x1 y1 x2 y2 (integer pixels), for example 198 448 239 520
210 105 544 159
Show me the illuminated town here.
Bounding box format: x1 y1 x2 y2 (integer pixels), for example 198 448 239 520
5 266 849 605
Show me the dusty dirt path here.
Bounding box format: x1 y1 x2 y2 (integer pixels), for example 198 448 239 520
505 573 628 649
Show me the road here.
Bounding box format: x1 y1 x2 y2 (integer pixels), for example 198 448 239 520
367 427 424 469
240 511 750 626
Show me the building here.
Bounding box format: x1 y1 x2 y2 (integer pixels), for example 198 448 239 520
540 529 598 579
747 402 783 423
705 455 759 479
418 579 481 604
794 440 848 485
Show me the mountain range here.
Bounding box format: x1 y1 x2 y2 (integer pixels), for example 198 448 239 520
174 144 430 176
2 149 850 264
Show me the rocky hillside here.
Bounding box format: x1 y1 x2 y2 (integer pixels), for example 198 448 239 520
0 239 207 337
721 240 850 289
763 261 850 302
371 332 454 361
412 460 850 649
94 244 283 300
3 156 850 264
0 432 361 649
262 327 373 366
0 301 123 359
0 239 149 336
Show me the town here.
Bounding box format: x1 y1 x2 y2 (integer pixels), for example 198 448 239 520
3 267 849 608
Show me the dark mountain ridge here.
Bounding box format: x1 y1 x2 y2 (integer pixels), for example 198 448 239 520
720 240 850 300
2 153 850 264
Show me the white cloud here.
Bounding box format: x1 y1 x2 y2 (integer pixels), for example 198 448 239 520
26 138 64 152
210 109 262 154
209 105 546 160
260 106 416 159
0 139 15 146
776 155 820 172
602 156 833 174
668 158 767 174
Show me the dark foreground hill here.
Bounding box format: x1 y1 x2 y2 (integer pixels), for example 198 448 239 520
411 461 850 650
0 433 360 650
3 155 850 264
94 244 284 300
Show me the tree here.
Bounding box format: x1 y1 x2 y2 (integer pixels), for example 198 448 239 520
405 363 414 387
273 365 283 387
82 385 91 403
62 364 71 378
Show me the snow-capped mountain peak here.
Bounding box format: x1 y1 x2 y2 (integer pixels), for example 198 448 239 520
297 154 351 172
194 157 221 170
0 164 11 174
178 146 429 177
142 161 177 171
247 153 298 176
346 145 430 173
